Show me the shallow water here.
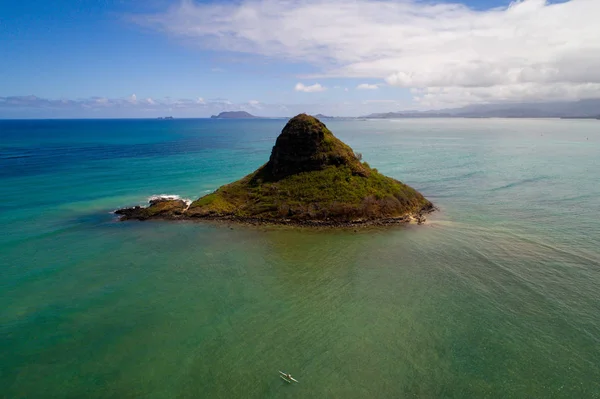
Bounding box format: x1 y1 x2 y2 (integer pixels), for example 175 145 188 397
1 118 599 398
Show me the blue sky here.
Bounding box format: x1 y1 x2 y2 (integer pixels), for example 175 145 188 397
0 0 596 118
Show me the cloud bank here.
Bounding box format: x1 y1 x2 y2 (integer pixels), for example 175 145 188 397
357 84 379 90
0 95 412 118
135 0 600 106
0 95 260 117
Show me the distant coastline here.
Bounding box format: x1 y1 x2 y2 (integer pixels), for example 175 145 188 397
560 116 600 120
204 99 600 120
359 99 600 119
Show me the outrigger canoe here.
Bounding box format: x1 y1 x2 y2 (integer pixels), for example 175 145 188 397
278 371 298 383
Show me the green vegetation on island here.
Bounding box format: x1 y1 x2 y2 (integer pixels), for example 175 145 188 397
116 114 433 226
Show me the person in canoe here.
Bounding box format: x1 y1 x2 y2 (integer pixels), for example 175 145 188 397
279 370 298 382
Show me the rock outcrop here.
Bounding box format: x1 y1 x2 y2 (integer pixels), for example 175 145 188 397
115 197 187 220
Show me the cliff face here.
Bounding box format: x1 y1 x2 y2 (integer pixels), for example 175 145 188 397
116 114 434 226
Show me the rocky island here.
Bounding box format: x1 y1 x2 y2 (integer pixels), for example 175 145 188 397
116 114 434 227
313 113 334 119
210 111 256 119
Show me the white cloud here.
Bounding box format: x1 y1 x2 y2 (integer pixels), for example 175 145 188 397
357 83 379 90
211 98 233 105
412 82 600 108
247 99 263 109
93 97 110 106
145 97 156 105
135 0 600 105
196 97 206 104
295 82 326 92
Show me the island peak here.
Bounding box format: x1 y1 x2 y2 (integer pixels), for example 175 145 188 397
264 113 367 180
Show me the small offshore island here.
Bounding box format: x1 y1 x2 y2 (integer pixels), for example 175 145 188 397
210 111 257 119
116 114 434 227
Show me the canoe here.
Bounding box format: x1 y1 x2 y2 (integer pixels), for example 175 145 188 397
278 371 298 383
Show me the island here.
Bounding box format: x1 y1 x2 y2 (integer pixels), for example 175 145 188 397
115 114 434 227
210 111 257 119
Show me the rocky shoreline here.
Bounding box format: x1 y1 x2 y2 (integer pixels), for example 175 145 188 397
114 197 435 228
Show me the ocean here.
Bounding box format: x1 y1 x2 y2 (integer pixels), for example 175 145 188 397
1 118 599 398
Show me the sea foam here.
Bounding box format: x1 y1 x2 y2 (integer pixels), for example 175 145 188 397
148 194 192 207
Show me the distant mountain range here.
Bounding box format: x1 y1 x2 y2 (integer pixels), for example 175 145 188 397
361 99 600 119
208 99 599 120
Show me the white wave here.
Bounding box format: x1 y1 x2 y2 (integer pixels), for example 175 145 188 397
148 194 180 201
148 194 192 207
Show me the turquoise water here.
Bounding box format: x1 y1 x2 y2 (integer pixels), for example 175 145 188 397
1 118 599 398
